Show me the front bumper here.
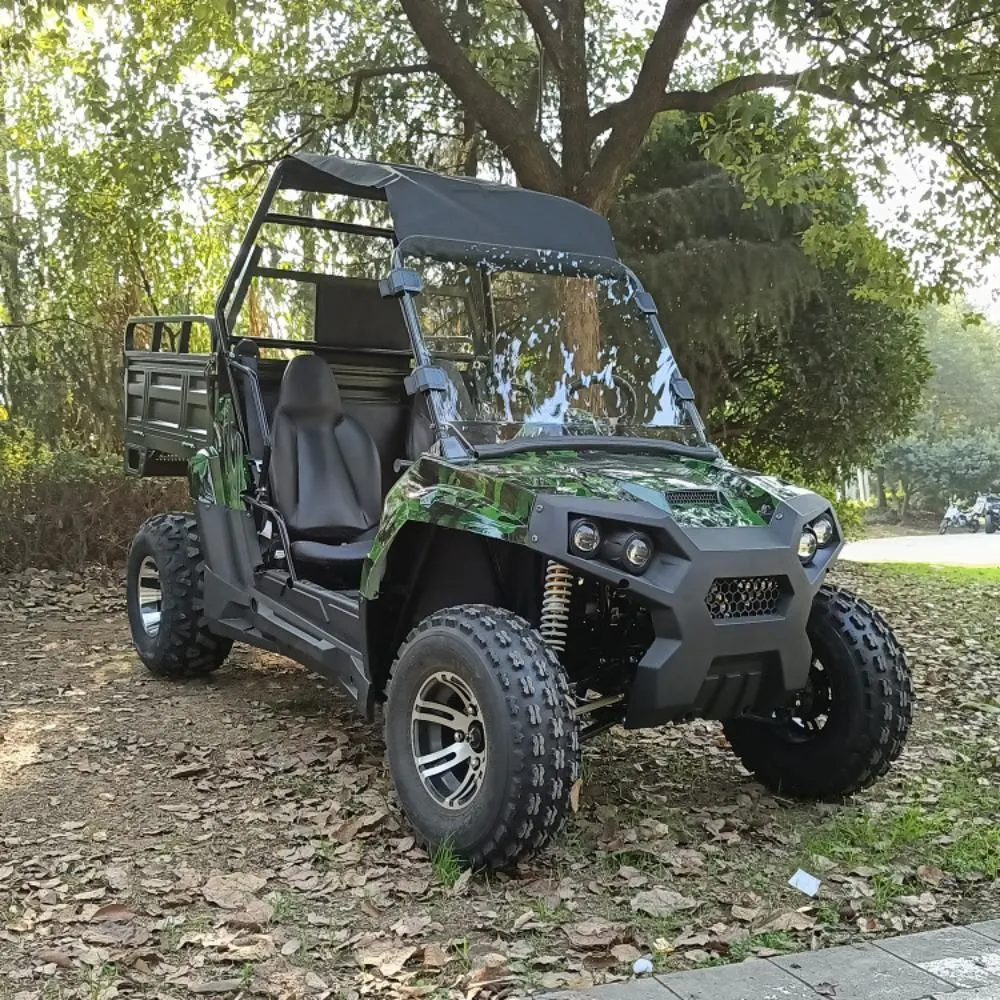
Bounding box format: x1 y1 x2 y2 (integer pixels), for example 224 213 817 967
525 491 841 728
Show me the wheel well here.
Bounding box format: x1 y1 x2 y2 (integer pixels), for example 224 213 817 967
364 523 543 712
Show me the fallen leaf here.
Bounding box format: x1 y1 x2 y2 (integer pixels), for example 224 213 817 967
611 943 641 964
34 949 74 968
469 952 508 984
570 778 583 813
333 810 386 845
421 943 451 968
358 942 417 978
91 903 137 923
917 865 945 886
565 919 619 949
630 887 697 918
762 910 817 932
188 981 243 995
202 873 267 909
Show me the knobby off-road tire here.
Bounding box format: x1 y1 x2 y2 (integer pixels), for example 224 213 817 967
986 516 998 535
384 605 580 870
723 585 913 800
127 513 232 678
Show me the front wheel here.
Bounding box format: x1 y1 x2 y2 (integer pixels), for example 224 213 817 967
384 605 580 870
723 586 913 799
987 516 998 535
939 520 949 534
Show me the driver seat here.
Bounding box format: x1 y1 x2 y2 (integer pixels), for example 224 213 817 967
269 354 382 570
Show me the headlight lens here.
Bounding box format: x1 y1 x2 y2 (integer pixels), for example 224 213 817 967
812 515 835 547
570 519 601 557
798 528 818 564
623 534 653 572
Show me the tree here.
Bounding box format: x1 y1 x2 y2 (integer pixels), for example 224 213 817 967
613 103 930 480
880 302 1000 513
379 0 1000 224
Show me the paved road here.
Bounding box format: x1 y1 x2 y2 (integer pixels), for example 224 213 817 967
545 922 1000 1000
841 532 1000 567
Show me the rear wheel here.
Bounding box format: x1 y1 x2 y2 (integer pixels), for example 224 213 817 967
723 586 913 799
384 605 579 870
986 516 997 535
968 518 980 533
126 513 232 678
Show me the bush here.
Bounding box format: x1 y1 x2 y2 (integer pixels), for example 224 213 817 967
0 446 188 572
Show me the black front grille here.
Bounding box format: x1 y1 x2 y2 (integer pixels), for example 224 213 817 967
706 576 781 620
666 489 721 506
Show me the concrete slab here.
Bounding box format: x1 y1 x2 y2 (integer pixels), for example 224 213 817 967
654 958 819 1000
540 983 677 1000
972 924 1000 945
931 988 1000 1000
772 943 952 1000
878 927 1000 990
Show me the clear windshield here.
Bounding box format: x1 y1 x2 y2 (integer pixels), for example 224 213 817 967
408 255 704 448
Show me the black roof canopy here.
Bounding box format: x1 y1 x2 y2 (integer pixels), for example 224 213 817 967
278 152 619 263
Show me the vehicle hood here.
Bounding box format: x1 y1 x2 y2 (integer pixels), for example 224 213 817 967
467 450 813 527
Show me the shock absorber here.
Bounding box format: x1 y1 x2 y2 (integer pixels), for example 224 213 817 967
540 560 574 652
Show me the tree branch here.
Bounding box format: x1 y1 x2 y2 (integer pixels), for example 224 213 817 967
590 70 861 136
517 0 564 74
331 62 432 123
398 0 561 191
578 0 708 207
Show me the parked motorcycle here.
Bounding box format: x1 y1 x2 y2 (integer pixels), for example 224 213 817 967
985 494 1000 535
939 495 987 534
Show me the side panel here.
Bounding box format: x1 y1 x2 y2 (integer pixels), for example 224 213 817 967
360 456 536 599
124 350 213 476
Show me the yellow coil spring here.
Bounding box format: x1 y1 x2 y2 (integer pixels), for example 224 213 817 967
540 560 574 652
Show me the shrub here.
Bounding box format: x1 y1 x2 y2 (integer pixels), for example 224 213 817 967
0 446 188 572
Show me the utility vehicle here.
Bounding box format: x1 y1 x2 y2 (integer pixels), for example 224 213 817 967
124 153 913 868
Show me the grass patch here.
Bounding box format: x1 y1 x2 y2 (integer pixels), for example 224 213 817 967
431 840 463 888
729 930 798 961
859 562 1000 585
804 758 1000 892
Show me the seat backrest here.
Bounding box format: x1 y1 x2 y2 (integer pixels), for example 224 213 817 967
270 354 382 543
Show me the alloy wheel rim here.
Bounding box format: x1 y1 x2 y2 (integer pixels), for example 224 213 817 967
776 658 832 741
137 555 162 637
410 671 487 810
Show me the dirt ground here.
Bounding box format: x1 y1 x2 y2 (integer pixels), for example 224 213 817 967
1 564 998 1000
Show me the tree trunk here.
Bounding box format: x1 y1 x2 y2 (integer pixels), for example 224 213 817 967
874 467 887 509
556 276 601 413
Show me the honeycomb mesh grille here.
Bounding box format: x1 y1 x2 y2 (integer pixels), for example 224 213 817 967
666 489 721 506
706 576 781 620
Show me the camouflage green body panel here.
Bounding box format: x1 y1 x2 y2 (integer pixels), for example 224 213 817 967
360 448 812 599
361 456 536 598
188 395 248 509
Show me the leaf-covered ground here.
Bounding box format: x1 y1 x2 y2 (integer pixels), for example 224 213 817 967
1 564 998 1000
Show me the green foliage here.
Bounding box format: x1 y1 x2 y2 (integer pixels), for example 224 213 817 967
879 301 1000 511
882 433 1000 510
615 102 930 482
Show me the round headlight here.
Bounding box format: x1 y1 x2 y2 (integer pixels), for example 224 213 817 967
570 519 601 556
624 534 653 572
798 528 818 564
812 515 835 547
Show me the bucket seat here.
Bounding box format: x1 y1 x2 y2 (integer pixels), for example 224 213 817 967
269 353 381 568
